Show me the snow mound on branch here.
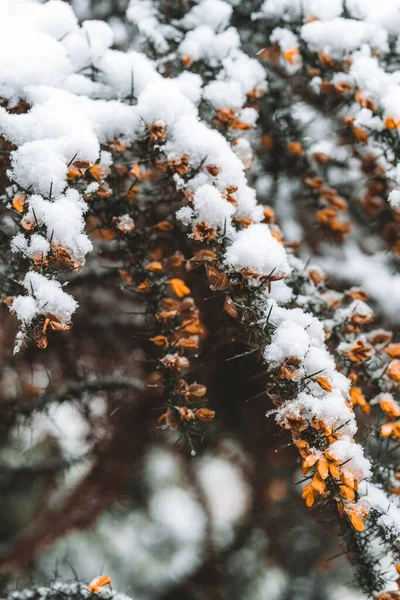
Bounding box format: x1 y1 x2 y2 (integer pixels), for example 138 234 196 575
225 224 291 277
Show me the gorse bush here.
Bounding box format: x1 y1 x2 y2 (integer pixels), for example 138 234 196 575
1 0 400 598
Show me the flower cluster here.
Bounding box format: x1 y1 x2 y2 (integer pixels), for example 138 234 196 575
2 0 400 597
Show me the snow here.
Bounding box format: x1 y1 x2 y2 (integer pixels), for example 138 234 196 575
327 439 372 480
301 18 388 57
149 487 206 543
180 0 233 31
260 0 343 21
270 27 299 53
177 184 235 230
0 17 71 101
277 391 357 437
11 271 78 327
217 50 267 97
225 224 292 277
11 232 50 262
198 457 250 525
264 301 325 347
203 80 246 110
388 189 400 209
265 320 310 365
126 0 170 53
359 481 400 536
318 243 400 324
179 25 240 64
25 190 93 263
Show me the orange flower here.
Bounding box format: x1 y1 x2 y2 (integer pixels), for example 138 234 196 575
263 206 275 222
385 343 400 359
340 468 358 491
157 310 178 322
295 439 310 458
176 336 199 350
175 406 196 421
161 353 190 373
385 116 400 129
305 176 324 189
195 408 215 421
89 164 107 182
223 295 238 318
130 163 141 179
345 504 368 532
168 154 190 175
185 383 207 400
182 319 206 336
308 269 325 287
12 193 25 213
67 167 82 181
170 278 191 298
206 164 220 176
279 363 297 380
302 453 329 480
346 339 372 363
326 194 348 211
153 221 174 232
261 134 274 149
137 279 150 293
350 386 371 415
339 485 355 501
150 335 169 348
160 297 181 310
147 122 167 145
158 408 178 430
353 127 368 143
355 90 376 111
229 118 252 131
316 208 338 224
21 218 34 231
301 482 318 507
205 265 230 291
192 221 217 242
43 313 70 334
318 51 335 68
283 48 299 65
315 377 332 393
313 152 330 165
88 576 112 594
145 261 163 272
287 141 303 156
270 229 283 245
335 81 352 94
213 108 236 127
349 309 374 327
379 396 400 418
381 421 400 438
113 215 135 233
311 470 328 491
346 288 369 302
258 44 281 64
387 360 400 382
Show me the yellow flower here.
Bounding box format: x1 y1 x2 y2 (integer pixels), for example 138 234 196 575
88 575 112 594
170 278 191 298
